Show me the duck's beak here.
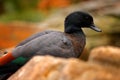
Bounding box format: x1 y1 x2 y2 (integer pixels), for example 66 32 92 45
90 24 102 32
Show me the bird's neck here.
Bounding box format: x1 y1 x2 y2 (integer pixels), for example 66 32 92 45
64 25 84 35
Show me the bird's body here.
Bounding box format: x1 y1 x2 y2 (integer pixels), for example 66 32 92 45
13 30 85 58
0 11 102 66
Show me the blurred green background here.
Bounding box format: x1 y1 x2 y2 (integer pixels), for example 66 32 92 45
0 0 44 22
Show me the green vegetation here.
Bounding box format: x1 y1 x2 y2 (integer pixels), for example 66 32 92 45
0 10 45 22
0 0 45 22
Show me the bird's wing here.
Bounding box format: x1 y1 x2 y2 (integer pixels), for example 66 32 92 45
16 30 54 47
35 32 75 58
12 32 75 58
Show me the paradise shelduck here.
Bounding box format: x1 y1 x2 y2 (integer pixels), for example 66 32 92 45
0 11 102 66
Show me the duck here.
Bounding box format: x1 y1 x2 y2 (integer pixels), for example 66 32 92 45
0 11 102 66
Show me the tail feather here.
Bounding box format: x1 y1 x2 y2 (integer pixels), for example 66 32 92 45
0 57 29 79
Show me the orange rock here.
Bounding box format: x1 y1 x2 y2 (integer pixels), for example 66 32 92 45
89 46 120 68
8 56 119 80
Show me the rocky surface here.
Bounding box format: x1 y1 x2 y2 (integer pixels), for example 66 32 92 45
89 46 120 68
8 46 120 80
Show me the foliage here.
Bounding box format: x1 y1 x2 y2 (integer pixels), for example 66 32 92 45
2 0 39 13
0 0 45 22
0 0 71 22
0 10 45 22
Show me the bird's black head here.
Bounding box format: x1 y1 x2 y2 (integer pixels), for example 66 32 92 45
64 11 102 33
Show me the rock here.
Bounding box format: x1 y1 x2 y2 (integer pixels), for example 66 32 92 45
88 46 120 79
8 55 119 80
89 46 120 68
